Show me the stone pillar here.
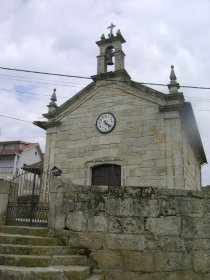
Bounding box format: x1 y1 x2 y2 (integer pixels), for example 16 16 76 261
0 180 10 224
164 112 185 189
115 50 125 71
97 54 107 74
48 177 65 232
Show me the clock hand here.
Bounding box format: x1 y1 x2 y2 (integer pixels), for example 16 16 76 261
104 120 111 127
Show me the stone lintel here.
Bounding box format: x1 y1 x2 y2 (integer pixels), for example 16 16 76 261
96 33 126 47
166 92 184 102
159 104 183 112
91 69 131 82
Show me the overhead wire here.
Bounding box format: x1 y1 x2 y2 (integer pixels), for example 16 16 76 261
0 68 210 100
0 87 209 103
0 75 86 88
0 114 33 123
0 66 92 80
0 66 210 125
1 85 210 106
0 88 68 98
0 66 210 90
0 73 87 86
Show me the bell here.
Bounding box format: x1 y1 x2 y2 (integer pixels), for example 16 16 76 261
106 48 114 65
107 56 114 65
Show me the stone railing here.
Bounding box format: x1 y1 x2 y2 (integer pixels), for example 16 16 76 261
49 178 210 279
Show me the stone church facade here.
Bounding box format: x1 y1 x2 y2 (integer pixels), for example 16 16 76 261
35 27 207 190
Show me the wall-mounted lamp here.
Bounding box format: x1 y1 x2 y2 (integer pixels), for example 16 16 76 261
51 166 62 177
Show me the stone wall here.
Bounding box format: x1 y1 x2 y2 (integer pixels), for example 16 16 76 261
50 179 210 280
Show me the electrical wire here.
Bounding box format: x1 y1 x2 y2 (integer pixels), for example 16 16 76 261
0 107 209 126
0 114 33 123
0 111 209 133
185 96 210 103
1 66 210 90
0 136 44 139
0 73 87 86
0 88 68 98
1 87 210 105
0 76 85 88
0 66 92 80
0 67 209 125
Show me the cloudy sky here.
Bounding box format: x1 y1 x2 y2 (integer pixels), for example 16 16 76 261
0 0 209 185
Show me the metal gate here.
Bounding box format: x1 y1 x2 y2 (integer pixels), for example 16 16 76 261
6 170 49 226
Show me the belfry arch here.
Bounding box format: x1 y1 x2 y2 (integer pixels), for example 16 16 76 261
105 45 115 68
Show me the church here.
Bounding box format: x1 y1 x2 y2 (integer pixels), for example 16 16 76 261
35 25 207 190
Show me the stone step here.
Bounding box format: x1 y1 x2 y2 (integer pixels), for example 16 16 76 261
0 226 104 279
0 244 71 255
0 226 49 237
87 275 105 280
0 254 87 267
0 265 90 280
0 233 59 246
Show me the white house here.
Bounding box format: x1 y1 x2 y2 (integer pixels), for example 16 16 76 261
0 141 43 180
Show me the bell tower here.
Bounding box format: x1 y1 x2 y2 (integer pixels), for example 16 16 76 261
96 24 126 74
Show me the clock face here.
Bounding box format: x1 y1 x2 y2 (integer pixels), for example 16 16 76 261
96 113 116 134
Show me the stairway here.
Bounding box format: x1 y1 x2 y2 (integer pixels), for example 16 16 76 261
0 226 104 280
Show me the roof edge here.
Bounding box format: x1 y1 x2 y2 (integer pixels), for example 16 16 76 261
43 81 95 119
181 102 207 165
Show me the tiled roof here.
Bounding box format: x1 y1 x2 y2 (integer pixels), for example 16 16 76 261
0 141 38 155
22 161 43 174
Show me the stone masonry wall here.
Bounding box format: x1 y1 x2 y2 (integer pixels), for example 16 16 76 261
50 179 210 280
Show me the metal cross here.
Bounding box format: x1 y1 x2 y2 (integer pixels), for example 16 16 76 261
107 23 116 36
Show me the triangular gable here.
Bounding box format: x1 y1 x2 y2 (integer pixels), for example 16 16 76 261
43 77 167 122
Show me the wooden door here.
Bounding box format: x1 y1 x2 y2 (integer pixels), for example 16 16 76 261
92 164 121 186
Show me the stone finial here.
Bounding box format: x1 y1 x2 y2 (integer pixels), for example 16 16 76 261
101 33 105 40
168 65 180 94
170 65 177 82
116 29 121 36
51 88 57 102
47 88 58 113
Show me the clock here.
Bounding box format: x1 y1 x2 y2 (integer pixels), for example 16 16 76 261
96 112 116 134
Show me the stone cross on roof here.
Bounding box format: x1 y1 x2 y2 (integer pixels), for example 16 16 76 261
107 23 116 37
